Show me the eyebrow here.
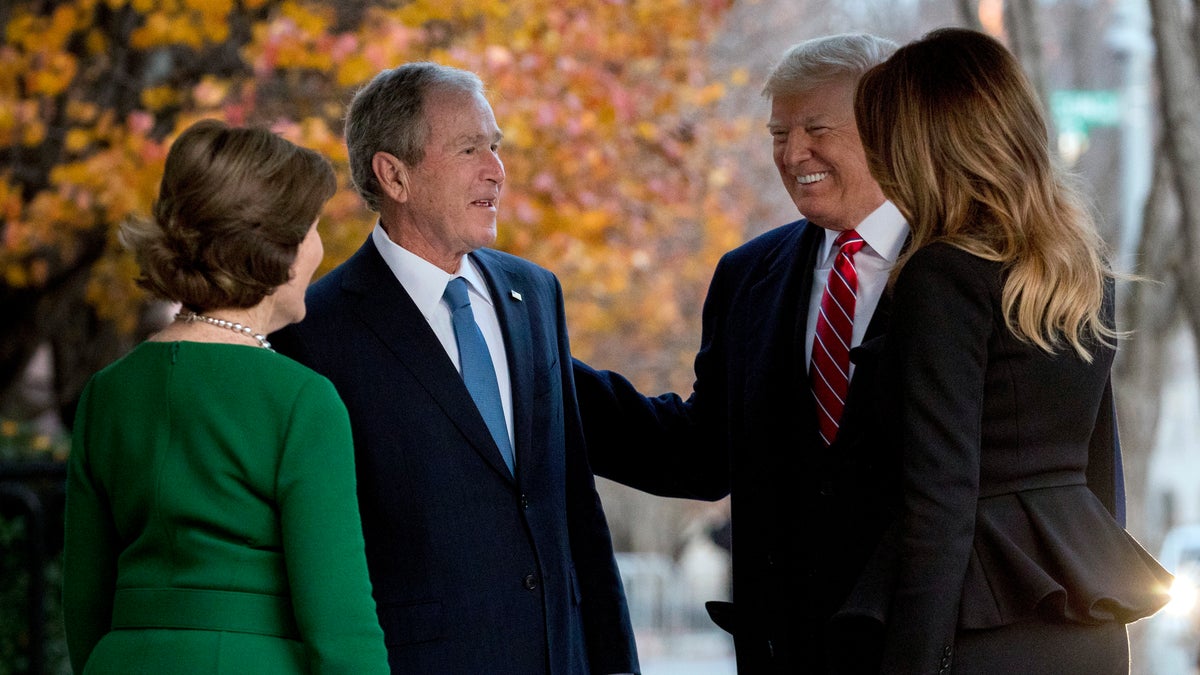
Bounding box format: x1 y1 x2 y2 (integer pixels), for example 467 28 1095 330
453 131 504 146
767 114 838 130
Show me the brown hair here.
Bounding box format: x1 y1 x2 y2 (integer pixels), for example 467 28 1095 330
855 27 1115 360
122 119 336 310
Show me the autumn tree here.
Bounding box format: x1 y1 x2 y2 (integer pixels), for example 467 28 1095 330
0 0 754 430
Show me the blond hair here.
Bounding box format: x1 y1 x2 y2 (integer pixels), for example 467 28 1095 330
855 27 1115 360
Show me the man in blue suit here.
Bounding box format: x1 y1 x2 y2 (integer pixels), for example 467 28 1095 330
272 63 638 675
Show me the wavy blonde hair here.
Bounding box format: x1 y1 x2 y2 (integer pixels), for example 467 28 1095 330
854 27 1115 361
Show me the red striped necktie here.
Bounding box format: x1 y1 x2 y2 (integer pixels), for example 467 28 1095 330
811 230 865 446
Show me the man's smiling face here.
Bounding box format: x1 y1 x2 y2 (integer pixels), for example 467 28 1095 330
769 77 886 232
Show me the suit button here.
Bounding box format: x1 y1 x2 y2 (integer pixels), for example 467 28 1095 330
523 574 538 590
520 494 529 509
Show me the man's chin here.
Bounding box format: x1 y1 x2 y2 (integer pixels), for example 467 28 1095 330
791 199 830 225
472 227 499 250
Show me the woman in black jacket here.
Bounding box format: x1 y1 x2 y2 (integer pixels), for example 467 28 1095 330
850 27 1172 674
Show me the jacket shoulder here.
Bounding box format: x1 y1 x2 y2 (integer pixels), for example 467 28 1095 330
474 247 552 277
718 219 809 268
472 247 560 296
904 241 997 275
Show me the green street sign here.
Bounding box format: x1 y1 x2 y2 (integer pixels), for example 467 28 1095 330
1050 89 1121 133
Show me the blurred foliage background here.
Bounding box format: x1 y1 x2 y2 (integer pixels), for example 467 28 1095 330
0 0 757 411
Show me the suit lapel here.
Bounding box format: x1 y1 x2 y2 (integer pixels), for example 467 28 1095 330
743 221 822 443
744 223 818 366
341 239 516 482
788 223 823 389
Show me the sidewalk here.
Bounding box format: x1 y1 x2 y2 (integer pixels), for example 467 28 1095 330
641 653 736 675
634 629 735 675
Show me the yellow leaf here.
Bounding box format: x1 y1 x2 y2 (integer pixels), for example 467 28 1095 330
203 19 230 44
281 0 332 35
185 0 232 13
130 13 168 49
48 5 84 50
5 265 28 287
85 28 109 55
695 82 726 106
141 85 180 111
65 128 91 152
21 120 45 146
336 55 375 88
635 121 658 141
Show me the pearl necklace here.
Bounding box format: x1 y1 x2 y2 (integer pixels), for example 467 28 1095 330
175 311 273 351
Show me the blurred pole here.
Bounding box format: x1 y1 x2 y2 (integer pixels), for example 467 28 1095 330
1106 0 1154 273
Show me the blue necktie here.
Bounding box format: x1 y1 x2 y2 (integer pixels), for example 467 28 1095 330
443 277 515 475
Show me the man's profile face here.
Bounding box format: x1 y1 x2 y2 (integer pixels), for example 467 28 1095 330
768 77 886 231
403 87 506 260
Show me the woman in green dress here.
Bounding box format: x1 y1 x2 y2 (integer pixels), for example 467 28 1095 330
63 119 389 674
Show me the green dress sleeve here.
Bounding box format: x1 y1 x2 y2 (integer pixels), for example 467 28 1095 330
276 375 389 674
63 380 120 673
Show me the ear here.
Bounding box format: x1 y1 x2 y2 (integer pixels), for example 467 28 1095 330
372 151 409 203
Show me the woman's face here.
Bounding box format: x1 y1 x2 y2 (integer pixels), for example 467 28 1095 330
274 218 323 328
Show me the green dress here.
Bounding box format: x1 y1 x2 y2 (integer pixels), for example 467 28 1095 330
63 341 389 674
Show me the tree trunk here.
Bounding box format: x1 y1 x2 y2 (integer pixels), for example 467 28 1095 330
955 0 984 32
1144 0 1200 539
1115 150 1182 545
1004 0 1050 109
1147 0 1200 325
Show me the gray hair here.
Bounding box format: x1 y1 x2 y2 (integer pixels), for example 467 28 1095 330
344 62 485 212
762 33 898 99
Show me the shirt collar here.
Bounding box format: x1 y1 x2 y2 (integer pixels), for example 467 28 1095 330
818 200 909 263
371 224 493 323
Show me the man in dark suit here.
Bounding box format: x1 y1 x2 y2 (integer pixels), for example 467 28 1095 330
573 34 905 673
272 62 638 675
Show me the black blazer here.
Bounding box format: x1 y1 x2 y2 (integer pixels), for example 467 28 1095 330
862 242 1170 673
273 237 638 675
574 219 901 674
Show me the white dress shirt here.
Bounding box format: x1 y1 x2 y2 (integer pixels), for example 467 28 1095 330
371 225 514 448
805 201 909 376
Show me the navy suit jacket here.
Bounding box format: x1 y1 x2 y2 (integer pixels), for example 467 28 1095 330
574 219 901 674
272 236 638 675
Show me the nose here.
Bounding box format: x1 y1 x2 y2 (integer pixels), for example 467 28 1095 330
781 132 812 171
486 149 505 187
